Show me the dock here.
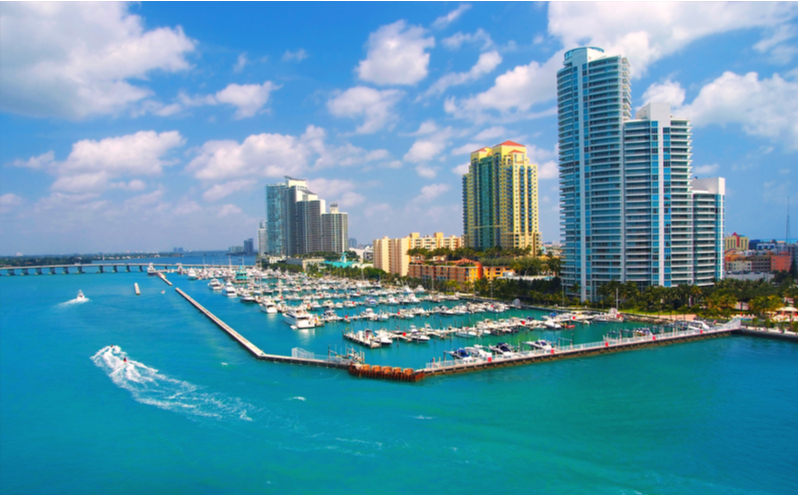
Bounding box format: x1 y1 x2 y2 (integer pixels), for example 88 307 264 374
175 288 348 369
421 319 743 377
134 283 140 295
156 272 173 286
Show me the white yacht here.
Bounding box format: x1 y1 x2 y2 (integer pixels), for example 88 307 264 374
146 263 157 276
284 308 316 329
525 340 554 352
224 282 237 298
259 299 278 314
208 278 223 290
187 268 198 280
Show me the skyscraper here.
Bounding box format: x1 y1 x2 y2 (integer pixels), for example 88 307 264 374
257 220 267 257
558 47 724 301
462 141 541 253
265 176 348 256
321 203 349 253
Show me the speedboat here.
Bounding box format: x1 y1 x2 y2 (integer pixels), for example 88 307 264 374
447 348 474 361
489 342 516 356
408 331 430 343
76 290 86 301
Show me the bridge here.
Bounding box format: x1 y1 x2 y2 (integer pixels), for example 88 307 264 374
0 263 234 276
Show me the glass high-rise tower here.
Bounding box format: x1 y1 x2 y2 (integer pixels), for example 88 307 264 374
558 47 724 301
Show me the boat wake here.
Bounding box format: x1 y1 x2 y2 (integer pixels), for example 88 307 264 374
91 346 255 422
57 297 89 307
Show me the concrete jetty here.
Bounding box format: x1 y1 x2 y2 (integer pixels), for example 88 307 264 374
175 288 348 369
156 272 173 286
134 283 140 295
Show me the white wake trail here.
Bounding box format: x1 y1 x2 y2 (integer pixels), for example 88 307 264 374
91 346 256 422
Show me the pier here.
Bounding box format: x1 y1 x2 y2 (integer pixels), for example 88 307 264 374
421 319 743 377
174 288 348 369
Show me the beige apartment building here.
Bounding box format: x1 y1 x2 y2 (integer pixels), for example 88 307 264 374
373 232 462 276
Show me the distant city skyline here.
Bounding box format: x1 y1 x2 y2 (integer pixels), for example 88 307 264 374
0 2 797 255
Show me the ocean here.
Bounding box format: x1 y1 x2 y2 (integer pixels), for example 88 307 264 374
0 267 796 494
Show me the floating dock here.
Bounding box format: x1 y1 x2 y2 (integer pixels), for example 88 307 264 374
156 272 173 286
134 283 140 295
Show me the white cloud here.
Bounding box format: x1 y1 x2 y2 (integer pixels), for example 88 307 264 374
187 127 317 181
327 86 404 134
414 183 450 202
173 201 201 216
538 161 558 180
364 203 391 218
677 71 798 150
217 204 242 218
0 193 23 213
433 4 471 29
407 120 439 136
202 179 257 202
423 51 502 98
404 127 455 163
0 3 195 118
474 126 508 141
694 164 720 176
641 79 686 108
233 53 249 73
28 131 185 194
548 2 798 78
415 164 439 178
213 81 279 118
451 143 482 156
442 28 493 50
452 163 470 175
357 20 435 86
447 52 563 117
306 178 368 209
12 151 55 169
282 48 308 62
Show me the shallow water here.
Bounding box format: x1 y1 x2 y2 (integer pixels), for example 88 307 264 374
1 272 796 494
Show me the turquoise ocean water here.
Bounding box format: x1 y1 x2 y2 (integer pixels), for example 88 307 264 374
1 266 796 494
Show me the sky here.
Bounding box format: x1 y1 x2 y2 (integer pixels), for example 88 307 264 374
0 2 797 255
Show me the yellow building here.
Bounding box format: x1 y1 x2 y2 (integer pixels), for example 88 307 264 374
462 141 541 253
724 232 749 251
372 232 462 276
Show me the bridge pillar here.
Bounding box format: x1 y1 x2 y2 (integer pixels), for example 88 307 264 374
77 266 85 274
36 268 42 275
98 266 104 274
50 267 56 275
62 267 69 274
113 265 118 273
8 269 15 276
21 268 29 276
139 265 144 272
126 265 131 272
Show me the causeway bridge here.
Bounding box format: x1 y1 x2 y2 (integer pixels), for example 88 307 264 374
0 263 230 276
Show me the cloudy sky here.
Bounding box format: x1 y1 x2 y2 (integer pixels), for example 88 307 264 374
0 2 797 254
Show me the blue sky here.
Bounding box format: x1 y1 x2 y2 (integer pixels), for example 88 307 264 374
0 2 797 255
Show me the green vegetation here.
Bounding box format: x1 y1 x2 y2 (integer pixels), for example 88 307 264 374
405 246 560 277
295 251 359 261
0 255 83 267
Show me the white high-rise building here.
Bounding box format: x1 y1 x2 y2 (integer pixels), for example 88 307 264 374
558 47 724 301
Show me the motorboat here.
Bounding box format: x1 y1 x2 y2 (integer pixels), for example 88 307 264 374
76 290 86 301
466 346 492 360
489 342 516 356
239 293 257 303
408 331 430 343
208 278 223 290
525 340 554 352
187 268 198 280
146 263 157 276
284 308 316 329
447 348 474 361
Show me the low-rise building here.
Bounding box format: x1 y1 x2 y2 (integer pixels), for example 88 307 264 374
373 232 463 276
724 232 749 251
748 255 772 273
771 253 792 272
408 262 481 284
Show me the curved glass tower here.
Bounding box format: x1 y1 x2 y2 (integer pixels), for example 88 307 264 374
558 47 631 301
